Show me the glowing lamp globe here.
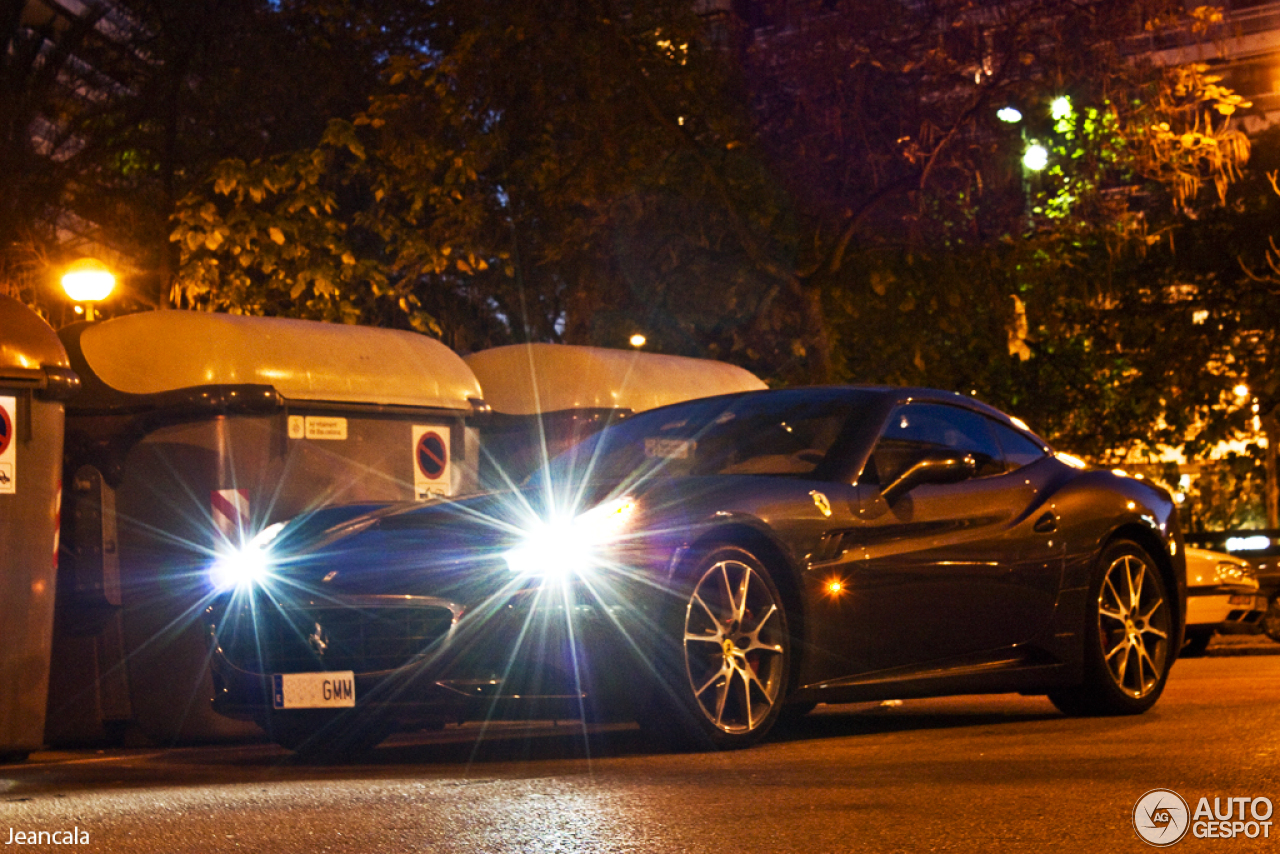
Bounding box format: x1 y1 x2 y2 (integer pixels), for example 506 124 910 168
61 258 116 303
1022 143 1049 172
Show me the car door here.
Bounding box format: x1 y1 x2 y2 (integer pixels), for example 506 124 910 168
814 401 1063 678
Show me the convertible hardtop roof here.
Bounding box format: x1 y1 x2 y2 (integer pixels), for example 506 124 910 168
463 343 767 416
631 383 1051 446
63 310 483 411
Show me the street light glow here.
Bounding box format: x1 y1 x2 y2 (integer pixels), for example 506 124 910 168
1051 96 1073 120
629 333 646 348
1022 143 1049 172
61 258 115 303
997 106 1022 123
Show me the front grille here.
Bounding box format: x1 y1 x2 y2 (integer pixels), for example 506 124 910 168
217 599 456 675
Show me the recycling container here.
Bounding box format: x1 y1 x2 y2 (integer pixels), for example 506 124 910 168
46 310 483 744
0 296 79 761
464 343 767 484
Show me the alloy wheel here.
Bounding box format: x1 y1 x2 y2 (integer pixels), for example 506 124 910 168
1097 552 1170 699
682 557 787 734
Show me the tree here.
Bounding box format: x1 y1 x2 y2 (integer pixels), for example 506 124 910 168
1111 126 1280 526
170 0 766 355
2 0 409 315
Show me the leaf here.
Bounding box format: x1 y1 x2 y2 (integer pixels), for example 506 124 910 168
269 227 286 245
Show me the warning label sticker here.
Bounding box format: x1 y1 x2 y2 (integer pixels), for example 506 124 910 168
412 425 451 501
0 396 15 494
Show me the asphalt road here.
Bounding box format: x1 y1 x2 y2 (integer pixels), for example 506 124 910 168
3 643 1279 853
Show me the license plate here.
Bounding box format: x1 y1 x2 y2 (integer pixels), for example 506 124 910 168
272 672 356 709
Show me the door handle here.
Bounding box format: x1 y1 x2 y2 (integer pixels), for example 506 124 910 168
1033 511 1058 534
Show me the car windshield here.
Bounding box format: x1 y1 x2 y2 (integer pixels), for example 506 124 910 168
540 389 875 488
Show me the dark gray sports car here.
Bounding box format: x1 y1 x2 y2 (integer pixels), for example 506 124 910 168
205 386 1186 755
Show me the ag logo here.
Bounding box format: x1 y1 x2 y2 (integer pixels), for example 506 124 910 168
1134 789 1190 847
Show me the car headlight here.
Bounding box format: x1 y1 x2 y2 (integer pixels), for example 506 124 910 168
503 496 637 582
1217 559 1256 585
208 521 287 591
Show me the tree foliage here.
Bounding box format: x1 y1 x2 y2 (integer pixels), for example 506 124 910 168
9 0 1270 511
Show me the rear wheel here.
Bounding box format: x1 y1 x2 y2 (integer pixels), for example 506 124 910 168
637 545 791 750
1049 539 1174 716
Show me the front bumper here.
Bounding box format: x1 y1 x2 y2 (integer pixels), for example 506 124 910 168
1185 587 1267 629
207 584 647 726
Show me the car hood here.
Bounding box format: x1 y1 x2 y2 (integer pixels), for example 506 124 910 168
250 475 784 600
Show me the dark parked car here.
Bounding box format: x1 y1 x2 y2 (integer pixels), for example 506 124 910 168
204 386 1186 756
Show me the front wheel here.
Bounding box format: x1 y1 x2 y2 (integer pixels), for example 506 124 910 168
637 545 791 750
1049 539 1174 716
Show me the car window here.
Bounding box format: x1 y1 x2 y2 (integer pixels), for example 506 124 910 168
864 402 1005 485
990 421 1046 470
544 390 873 486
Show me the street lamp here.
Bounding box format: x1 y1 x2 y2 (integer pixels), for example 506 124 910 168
629 333 646 348
61 258 115 321
1022 143 1049 172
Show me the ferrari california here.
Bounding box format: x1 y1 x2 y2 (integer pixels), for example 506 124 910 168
204 386 1186 755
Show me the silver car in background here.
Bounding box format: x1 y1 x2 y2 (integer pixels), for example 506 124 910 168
1182 547 1266 656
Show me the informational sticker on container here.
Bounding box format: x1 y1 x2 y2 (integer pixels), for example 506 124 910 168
0 395 15 494
412 425 451 501
287 415 305 439
645 438 694 460
304 416 348 440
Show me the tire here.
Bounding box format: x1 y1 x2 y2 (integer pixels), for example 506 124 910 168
1049 539 1174 716
1180 628 1213 658
637 545 791 750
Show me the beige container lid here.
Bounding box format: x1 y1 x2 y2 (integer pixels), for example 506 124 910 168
79 311 482 410
464 343 766 416
0 295 70 375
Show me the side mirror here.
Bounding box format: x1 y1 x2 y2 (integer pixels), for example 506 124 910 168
881 452 977 504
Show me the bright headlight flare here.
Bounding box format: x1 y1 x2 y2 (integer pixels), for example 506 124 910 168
208 521 288 592
503 496 637 582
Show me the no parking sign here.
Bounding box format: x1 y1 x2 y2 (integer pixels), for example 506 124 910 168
412 425 452 501
0 395 15 494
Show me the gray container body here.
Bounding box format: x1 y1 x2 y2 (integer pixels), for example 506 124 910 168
0 297 78 759
48 313 482 744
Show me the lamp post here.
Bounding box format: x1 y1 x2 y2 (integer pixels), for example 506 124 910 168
61 258 115 321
